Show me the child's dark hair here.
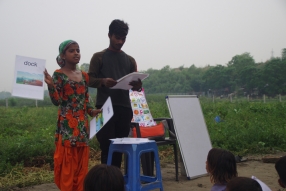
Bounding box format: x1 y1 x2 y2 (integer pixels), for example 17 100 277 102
207 148 237 184
109 19 129 36
84 164 125 191
226 177 262 191
275 155 286 186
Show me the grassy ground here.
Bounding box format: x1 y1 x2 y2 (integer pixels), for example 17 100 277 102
1 95 286 189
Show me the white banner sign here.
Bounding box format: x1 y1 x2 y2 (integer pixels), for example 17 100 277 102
12 55 46 100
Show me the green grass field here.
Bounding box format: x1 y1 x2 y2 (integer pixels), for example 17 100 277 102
0 95 286 188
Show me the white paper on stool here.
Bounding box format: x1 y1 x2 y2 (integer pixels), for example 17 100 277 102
110 138 151 144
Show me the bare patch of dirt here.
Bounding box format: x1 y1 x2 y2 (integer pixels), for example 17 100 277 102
12 152 286 191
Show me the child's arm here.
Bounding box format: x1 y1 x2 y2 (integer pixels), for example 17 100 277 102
44 69 63 106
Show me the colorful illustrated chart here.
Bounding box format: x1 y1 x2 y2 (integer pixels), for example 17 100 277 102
130 88 156 127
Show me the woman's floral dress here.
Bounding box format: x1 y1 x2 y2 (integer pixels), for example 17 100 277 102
48 69 93 147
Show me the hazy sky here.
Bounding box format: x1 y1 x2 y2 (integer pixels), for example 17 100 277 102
1 0 286 92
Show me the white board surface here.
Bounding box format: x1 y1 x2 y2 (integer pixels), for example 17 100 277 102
166 95 212 179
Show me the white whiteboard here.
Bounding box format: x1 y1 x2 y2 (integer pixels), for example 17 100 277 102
166 95 212 179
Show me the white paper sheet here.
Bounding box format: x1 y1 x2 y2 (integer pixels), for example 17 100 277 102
110 137 152 144
12 55 46 100
110 72 149 90
89 97 114 139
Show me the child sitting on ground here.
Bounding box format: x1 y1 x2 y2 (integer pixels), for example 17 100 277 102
226 177 262 191
84 164 125 191
206 148 238 191
275 155 286 189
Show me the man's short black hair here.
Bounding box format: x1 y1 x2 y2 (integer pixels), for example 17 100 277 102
109 19 129 36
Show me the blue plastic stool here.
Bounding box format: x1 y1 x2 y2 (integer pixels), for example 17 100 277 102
107 140 164 191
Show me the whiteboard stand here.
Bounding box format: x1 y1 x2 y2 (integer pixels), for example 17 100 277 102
166 95 212 179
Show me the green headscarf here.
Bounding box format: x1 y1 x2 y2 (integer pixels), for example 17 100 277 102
56 40 77 67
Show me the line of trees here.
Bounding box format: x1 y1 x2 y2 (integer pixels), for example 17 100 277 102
1 49 285 100
142 49 286 97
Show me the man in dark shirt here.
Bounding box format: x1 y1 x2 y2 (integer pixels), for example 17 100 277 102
88 19 142 168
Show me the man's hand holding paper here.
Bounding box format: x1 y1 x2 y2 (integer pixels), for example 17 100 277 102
102 78 117 87
129 78 142 92
110 72 148 90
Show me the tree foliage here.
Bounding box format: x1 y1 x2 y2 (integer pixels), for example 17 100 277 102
141 50 286 97
3 52 285 100
80 63 90 72
282 48 286 60
69 52 286 97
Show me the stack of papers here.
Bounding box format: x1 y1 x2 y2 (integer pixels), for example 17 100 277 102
110 138 152 144
111 72 149 90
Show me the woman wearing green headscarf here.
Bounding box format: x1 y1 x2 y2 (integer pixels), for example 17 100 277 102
44 40 101 191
